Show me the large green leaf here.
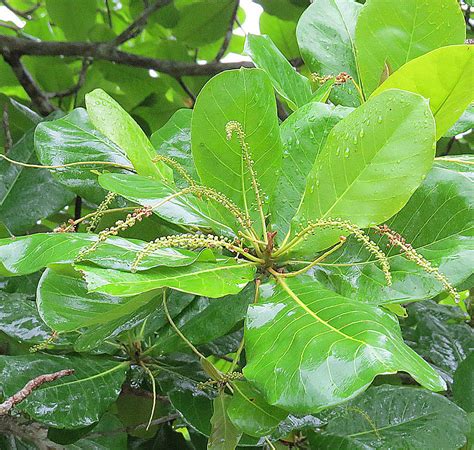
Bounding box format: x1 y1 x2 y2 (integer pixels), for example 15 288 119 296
76 258 256 298
453 352 474 413
402 301 474 380
296 0 362 107
0 353 128 428
290 89 436 254
271 102 353 235
191 68 283 221
0 291 71 346
227 381 288 437
0 130 74 234
37 266 159 332
35 108 132 204
446 104 474 138
85 89 171 181
373 45 474 139
318 164 473 304
208 393 242 450
244 276 445 414
259 12 300 60
150 108 196 187
355 0 465 96
308 385 468 449
0 233 200 276
245 34 312 110
98 173 236 236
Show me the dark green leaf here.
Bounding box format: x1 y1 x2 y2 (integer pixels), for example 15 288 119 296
0 353 128 428
208 392 242 449
453 352 474 413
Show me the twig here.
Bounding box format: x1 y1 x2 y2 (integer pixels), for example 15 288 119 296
114 0 172 45
0 369 74 415
0 0 40 20
105 0 113 29
1 52 56 115
0 35 255 77
47 57 92 99
2 102 13 152
175 77 196 105
214 0 239 61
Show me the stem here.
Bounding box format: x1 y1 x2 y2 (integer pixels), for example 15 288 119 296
435 157 474 165
351 77 365 104
279 239 345 277
139 363 157 431
162 290 205 360
0 153 134 171
63 207 136 231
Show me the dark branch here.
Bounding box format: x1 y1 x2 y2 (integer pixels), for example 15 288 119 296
0 35 254 77
47 57 92 99
0 0 40 20
175 77 196 105
214 0 239 61
0 369 74 415
114 0 173 45
1 51 56 115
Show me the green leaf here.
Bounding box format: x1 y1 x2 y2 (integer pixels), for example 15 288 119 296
0 291 70 346
35 108 132 204
244 276 446 414
308 385 469 449
259 13 300 60
76 258 256 298
291 89 436 254
318 164 473 304
191 68 283 221
271 102 353 235
453 352 474 413
45 0 97 41
296 0 362 107
402 301 474 379
373 45 474 139
208 393 242 450
355 0 465 96
85 89 172 181
446 104 474 137
0 233 200 276
98 172 236 236
37 266 159 332
227 381 288 437
0 354 128 428
0 130 74 234
150 285 253 354
150 108 197 187
245 34 312 110
172 0 236 47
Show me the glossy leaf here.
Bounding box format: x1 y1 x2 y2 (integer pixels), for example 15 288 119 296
35 108 132 204
85 89 171 181
309 385 469 449
373 45 474 139
244 277 446 414
446 104 474 137
208 393 242 450
37 267 159 332
291 89 436 254
227 381 288 437
245 34 312 110
0 233 200 276
296 0 362 106
150 108 197 187
453 352 474 413
0 130 74 234
319 164 473 304
402 301 474 380
98 172 236 236
356 0 465 96
191 68 283 219
76 258 256 298
0 353 128 428
271 102 353 235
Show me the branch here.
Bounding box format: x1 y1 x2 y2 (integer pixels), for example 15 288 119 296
2 102 13 152
0 35 254 77
0 369 74 415
214 0 239 61
47 57 92 99
1 51 56 115
0 0 40 20
114 0 172 45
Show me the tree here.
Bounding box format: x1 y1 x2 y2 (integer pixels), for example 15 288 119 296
0 0 473 448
